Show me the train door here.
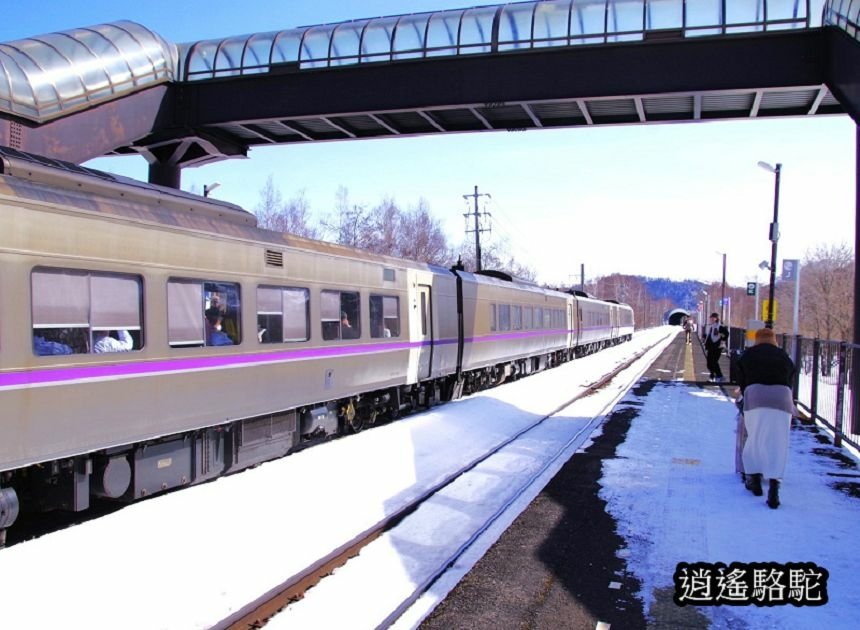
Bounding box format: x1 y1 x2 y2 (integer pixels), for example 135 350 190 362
417 285 433 379
567 301 575 351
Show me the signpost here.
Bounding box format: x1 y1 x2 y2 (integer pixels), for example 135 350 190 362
782 259 800 336
762 299 779 323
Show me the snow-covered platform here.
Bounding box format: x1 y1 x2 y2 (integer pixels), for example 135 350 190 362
424 334 860 630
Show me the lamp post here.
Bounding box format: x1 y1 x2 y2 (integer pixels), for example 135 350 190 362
203 182 221 198
757 260 770 322
757 161 781 329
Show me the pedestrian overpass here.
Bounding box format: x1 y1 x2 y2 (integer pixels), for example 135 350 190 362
0 0 857 186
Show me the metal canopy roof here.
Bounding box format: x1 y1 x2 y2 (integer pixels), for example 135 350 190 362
181 0 812 80
0 21 176 123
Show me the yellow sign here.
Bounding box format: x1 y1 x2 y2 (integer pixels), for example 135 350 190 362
762 299 778 322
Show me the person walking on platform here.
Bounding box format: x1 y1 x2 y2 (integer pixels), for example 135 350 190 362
683 316 694 344
702 313 727 382
736 328 796 509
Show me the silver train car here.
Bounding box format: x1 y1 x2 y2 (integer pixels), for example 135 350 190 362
0 148 632 540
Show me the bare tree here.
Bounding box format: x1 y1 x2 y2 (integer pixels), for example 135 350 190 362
320 189 453 266
798 243 854 341
254 175 319 239
365 197 401 256
320 186 374 249
457 236 537 281
396 198 451 266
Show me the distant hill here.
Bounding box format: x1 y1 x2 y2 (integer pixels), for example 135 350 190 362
643 277 703 310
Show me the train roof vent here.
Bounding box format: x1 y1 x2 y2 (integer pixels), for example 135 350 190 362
570 290 592 298
605 299 620 304
265 249 284 268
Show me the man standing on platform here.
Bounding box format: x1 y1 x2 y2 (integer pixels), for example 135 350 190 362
703 312 727 382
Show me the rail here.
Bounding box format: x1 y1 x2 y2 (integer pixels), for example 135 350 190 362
219 332 671 629
729 327 860 452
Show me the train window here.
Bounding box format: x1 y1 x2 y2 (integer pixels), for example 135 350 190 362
489 304 497 331
31 268 143 355
523 306 533 330
168 279 241 347
535 307 544 329
512 305 522 330
257 286 310 343
370 295 400 338
419 292 427 336
544 309 552 329
499 304 511 331
321 290 361 341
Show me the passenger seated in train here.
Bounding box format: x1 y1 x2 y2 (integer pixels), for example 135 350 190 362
205 308 234 346
341 311 359 339
33 335 73 355
93 330 133 353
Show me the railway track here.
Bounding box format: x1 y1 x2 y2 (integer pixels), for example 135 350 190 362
220 331 674 630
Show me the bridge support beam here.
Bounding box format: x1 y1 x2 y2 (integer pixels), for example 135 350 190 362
853 124 860 437
148 161 181 189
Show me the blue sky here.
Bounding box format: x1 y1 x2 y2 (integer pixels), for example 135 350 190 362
1 1 853 287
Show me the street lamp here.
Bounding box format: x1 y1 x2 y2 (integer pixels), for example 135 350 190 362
757 161 782 329
716 251 727 322
203 182 221 197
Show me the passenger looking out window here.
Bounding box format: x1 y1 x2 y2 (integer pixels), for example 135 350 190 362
93 330 133 353
257 286 310 344
205 308 234 346
167 279 241 348
321 290 360 341
33 335 72 356
370 295 400 338
31 268 143 355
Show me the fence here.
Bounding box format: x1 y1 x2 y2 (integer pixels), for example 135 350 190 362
730 327 859 452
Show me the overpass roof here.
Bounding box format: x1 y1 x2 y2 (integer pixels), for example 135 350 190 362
181 0 813 80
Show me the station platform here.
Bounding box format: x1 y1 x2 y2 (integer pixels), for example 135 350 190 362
421 332 860 630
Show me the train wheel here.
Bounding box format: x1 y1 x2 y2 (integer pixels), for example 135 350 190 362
346 414 365 433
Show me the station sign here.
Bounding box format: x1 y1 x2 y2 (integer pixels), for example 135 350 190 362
746 282 757 296
782 259 799 282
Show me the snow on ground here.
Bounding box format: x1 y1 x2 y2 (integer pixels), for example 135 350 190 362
0 328 671 630
601 381 860 629
271 328 676 629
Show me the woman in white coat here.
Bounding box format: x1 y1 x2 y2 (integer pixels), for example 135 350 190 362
736 327 796 509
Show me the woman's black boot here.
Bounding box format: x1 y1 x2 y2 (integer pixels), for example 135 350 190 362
767 479 780 509
745 473 763 496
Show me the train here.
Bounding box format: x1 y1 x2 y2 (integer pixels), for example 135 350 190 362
0 147 632 541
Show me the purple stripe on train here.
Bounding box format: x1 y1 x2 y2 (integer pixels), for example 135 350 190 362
0 326 620 389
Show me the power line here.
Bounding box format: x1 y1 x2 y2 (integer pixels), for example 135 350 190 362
485 196 538 265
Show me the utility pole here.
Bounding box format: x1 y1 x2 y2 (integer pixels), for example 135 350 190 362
463 185 491 271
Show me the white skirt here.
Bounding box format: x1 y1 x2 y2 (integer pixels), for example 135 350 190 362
742 408 791 480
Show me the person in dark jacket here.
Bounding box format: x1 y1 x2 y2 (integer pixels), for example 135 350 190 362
702 313 728 382
736 327 796 509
